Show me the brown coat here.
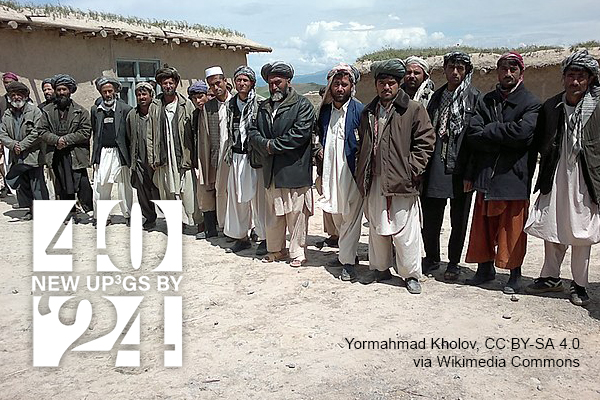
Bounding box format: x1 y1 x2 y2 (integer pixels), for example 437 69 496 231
355 89 435 197
193 106 216 188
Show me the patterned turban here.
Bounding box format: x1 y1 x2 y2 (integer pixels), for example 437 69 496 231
41 77 54 90
187 80 208 96
561 50 600 80
327 63 360 84
261 61 294 82
6 81 29 97
52 74 77 93
95 76 121 92
405 56 430 78
2 72 18 81
234 65 257 83
443 51 473 73
371 58 406 80
498 51 525 70
155 66 180 84
135 82 155 97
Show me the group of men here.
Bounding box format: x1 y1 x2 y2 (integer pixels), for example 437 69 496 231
0 48 598 306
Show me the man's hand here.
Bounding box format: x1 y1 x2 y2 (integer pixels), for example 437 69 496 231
56 137 67 150
463 180 473 193
14 142 21 155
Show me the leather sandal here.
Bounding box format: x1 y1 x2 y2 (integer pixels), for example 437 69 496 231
262 249 289 263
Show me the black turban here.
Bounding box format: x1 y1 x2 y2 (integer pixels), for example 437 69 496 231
261 61 294 82
371 59 406 80
41 77 54 90
52 74 77 93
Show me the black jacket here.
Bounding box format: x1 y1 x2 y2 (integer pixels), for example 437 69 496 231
248 88 315 188
91 99 132 167
533 92 600 204
466 84 541 200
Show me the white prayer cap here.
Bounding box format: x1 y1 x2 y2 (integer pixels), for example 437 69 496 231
205 66 224 78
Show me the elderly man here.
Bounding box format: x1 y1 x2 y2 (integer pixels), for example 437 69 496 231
205 66 233 232
0 82 49 219
248 61 315 267
0 71 20 198
465 52 541 294
151 66 198 229
402 56 435 108
90 77 133 225
39 74 93 220
222 66 267 254
525 50 600 306
356 59 435 294
421 52 480 281
314 63 365 281
127 82 161 230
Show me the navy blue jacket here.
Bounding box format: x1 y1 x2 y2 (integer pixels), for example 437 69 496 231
317 98 364 175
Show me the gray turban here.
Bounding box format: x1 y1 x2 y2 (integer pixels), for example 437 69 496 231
405 56 430 78
371 59 406 80
135 82 155 97
562 50 600 80
155 66 180 84
41 77 54 90
95 76 121 92
261 61 294 82
52 74 77 93
443 51 473 73
234 65 256 83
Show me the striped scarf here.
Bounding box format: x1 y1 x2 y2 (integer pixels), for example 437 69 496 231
567 84 600 165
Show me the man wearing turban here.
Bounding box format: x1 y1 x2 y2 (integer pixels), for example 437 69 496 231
0 71 19 198
199 65 233 239
0 81 49 220
90 76 133 226
39 78 55 109
248 61 315 267
126 82 161 230
222 65 268 254
420 52 479 281
354 59 435 294
464 52 541 294
314 62 365 281
38 74 93 221
402 56 435 107
525 50 600 306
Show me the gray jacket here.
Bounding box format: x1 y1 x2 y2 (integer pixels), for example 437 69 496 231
0 101 46 167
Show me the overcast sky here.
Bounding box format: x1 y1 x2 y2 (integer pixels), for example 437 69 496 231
32 0 600 75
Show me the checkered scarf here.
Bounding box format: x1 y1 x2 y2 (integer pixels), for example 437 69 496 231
566 84 600 166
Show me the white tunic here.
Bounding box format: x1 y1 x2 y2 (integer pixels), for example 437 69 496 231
164 101 180 194
318 100 360 215
525 103 600 245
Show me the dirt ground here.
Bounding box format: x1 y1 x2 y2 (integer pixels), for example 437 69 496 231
0 189 599 400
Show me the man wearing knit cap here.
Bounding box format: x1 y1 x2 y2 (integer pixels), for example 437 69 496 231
355 59 435 294
127 82 161 230
465 52 540 294
0 81 49 219
188 80 209 110
248 61 315 267
90 76 133 226
525 50 600 306
420 51 480 281
201 65 233 238
402 56 435 107
314 62 364 280
222 65 267 254
39 74 94 220
151 66 199 230
0 72 19 197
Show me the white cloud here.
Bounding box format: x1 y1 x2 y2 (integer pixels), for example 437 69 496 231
388 14 401 21
348 22 374 31
430 31 445 41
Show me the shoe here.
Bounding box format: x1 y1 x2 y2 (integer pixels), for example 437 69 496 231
569 282 590 306
525 277 563 294
363 268 393 284
250 228 259 242
341 264 357 281
316 236 339 249
422 257 440 275
256 240 268 256
196 211 218 239
12 203 25 209
405 277 422 294
126 218 131 227
465 261 496 286
226 239 251 253
503 267 522 294
143 220 156 230
443 263 460 281
21 211 33 221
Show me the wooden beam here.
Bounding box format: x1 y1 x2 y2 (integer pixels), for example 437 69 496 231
99 29 108 38
148 36 156 43
7 21 18 29
172 38 180 45
192 42 199 48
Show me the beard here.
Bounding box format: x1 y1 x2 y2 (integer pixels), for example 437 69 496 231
103 98 115 107
10 99 26 109
55 95 72 110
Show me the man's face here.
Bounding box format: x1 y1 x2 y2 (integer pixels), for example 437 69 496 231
268 75 290 102
207 75 227 99
190 93 208 109
330 74 352 105
55 85 70 98
376 76 399 103
497 60 523 90
444 62 467 87
3 77 15 90
42 83 54 101
234 74 254 97
135 88 152 108
8 92 26 109
403 64 426 91
100 83 116 103
159 77 178 96
563 68 592 100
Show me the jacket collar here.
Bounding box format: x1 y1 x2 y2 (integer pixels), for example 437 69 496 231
494 82 527 105
364 88 410 115
263 87 299 115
